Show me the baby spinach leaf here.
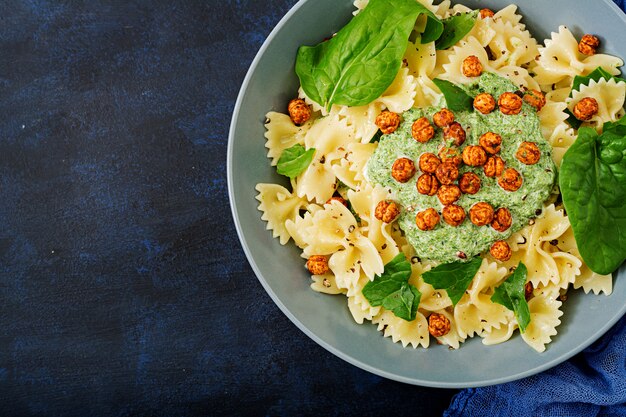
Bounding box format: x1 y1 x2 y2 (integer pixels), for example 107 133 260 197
276 144 316 179
362 253 421 321
435 11 478 50
422 257 482 305
491 262 531 333
432 78 474 112
295 0 442 110
560 122 626 274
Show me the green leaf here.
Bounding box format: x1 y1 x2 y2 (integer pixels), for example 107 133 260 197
491 262 531 333
276 144 316 179
362 253 421 321
432 78 474 112
435 11 478 50
295 0 442 110
566 66 626 128
560 123 626 274
421 257 482 305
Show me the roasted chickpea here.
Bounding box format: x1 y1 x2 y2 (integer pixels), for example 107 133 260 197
375 200 400 223
435 162 460 185
459 172 481 195
573 97 599 121
516 141 541 165
428 313 451 337
437 185 461 205
492 207 513 232
306 255 329 275
444 122 467 146
438 147 463 167
578 34 600 56
462 55 483 78
469 202 495 226
462 145 488 167
442 204 466 227
433 108 455 128
490 241 512 261
412 117 436 143
523 90 547 111
288 98 312 125
419 152 441 174
479 132 502 155
498 92 523 115
416 208 440 231
375 110 401 134
417 174 440 196
480 8 495 19
326 196 348 207
474 93 496 114
392 158 416 183
484 155 505 178
525 281 534 301
498 168 523 192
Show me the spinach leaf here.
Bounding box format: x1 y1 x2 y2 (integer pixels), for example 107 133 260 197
566 66 626 128
491 262 531 333
276 144 316 179
560 122 626 274
362 253 421 321
435 11 478 50
421 257 482 305
432 78 474 112
295 0 442 110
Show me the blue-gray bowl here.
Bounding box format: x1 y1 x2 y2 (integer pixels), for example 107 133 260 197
228 0 626 387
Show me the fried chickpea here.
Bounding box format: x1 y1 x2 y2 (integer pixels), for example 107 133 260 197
484 155 505 178
428 313 451 337
578 34 600 56
573 97 599 121
479 132 502 154
416 208 440 231
391 158 416 183
444 122 467 146
433 108 455 128
326 196 348 207
288 98 312 125
462 55 483 78
437 185 461 205
516 141 541 165
442 204 466 227
498 92 523 115
419 152 441 174
375 110 401 134
435 162 460 185
412 117 436 143
480 8 495 19
492 207 513 232
459 172 481 195
462 145 488 167
469 202 494 226
375 200 400 223
525 281 534 301
498 168 523 192
306 255 329 275
523 90 547 111
490 241 512 261
439 147 463 167
474 93 497 114
417 174 440 196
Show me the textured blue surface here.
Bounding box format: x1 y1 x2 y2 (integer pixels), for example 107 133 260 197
0 0 456 415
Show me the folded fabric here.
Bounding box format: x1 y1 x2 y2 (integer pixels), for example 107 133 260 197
444 316 626 416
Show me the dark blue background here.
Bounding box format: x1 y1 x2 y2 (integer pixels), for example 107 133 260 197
0 0 457 415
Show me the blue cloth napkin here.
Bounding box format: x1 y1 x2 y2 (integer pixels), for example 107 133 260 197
446 5 626 414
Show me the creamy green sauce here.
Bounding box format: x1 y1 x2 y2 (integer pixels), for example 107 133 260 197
366 73 556 263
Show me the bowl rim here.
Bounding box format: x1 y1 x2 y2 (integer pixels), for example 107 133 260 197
227 0 626 388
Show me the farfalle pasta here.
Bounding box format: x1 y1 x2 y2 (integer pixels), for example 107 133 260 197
255 0 624 352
